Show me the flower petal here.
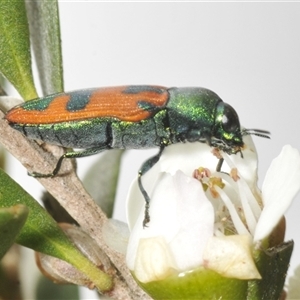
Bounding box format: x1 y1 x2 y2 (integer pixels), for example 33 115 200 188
126 139 256 230
203 235 261 279
134 236 177 283
159 142 219 175
126 171 214 278
222 134 258 190
254 145 300 242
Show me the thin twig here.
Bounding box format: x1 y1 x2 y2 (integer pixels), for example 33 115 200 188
0 109 150 299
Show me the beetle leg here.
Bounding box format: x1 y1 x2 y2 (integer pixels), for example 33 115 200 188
138 145 165 228
29 145 111 178
216 158 224 172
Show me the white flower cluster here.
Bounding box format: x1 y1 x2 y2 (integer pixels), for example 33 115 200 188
126 136 300 283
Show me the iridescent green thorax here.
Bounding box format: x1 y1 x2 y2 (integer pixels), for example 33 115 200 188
166 87 222 143
167 87 221 122
166 87 243 153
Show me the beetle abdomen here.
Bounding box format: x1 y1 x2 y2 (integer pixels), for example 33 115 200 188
10 119 110 148
6 86 172 149
10 112 168 149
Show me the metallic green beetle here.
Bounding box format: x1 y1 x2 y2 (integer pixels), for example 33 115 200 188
5 85 270 226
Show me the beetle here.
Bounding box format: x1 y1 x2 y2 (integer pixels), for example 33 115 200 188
5 85 270 226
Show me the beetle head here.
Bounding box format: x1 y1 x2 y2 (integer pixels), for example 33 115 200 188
212 102 271 154
212 102 244 154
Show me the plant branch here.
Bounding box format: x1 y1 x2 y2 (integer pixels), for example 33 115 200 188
0 109 150 299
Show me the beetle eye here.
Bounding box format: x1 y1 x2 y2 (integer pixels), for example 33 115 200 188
221 103 240 133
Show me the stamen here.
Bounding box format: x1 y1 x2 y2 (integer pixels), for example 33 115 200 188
215 186 250 236
220 152 262 231
214 228 225 237
230 168 239 181
237 177 262 219
221 151 236 170
236 180 257 235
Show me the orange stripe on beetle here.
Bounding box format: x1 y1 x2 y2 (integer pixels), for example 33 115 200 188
6 85 170 124
87 86 169 122
5 95 71 124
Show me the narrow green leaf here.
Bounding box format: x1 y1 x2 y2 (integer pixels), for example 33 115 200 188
83 150 124 218
0 204 29 260
0 169 112 292
25 0 64 95
0 0 38 100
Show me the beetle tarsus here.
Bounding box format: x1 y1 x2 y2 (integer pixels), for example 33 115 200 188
143 203 150 228
138 146 165 227
138 172 151 227
28 146 111 178
28 154 66 178
28 171 55 178
216 158 224 172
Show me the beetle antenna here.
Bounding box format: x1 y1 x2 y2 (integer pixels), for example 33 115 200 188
242 128 271 139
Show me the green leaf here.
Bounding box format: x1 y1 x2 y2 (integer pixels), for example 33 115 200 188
83 150 124 218
247 240 294 300
0 168 112 292
0 204 29 260
0 0 38 100
25 0 64 95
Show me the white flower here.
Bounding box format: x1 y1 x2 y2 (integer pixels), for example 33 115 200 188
126 136 300 283
254 146 300 241
127 170 214 282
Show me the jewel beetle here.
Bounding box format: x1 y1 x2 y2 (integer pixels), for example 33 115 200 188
5 85 270 226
